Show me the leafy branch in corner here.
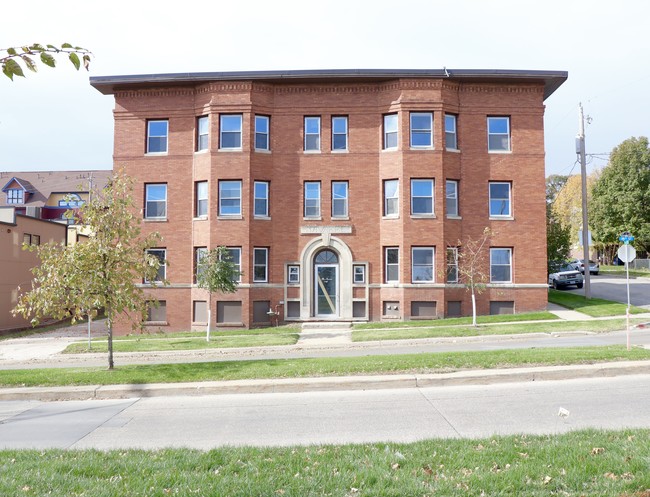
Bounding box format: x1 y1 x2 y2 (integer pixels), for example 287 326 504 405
1 43 92 80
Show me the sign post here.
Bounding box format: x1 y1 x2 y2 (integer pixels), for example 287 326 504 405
618 232 636 350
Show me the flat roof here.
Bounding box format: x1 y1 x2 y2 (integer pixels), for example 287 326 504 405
90 68 567 100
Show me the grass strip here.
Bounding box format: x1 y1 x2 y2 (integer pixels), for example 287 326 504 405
1 346 649 388
1 429 650 496
353 311 558 330
352 317 645 342
548 289 647 317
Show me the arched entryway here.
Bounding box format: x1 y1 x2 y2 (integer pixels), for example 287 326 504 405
314 249 339 317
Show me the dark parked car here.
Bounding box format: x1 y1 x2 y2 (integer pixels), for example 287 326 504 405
548 263 584 289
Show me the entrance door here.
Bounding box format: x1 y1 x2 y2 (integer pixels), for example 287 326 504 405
315 264 338 317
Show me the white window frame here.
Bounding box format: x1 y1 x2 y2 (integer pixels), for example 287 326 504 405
197 116 209 152
490 248 512 283
255 115 270 151
254 181 269 218
332 116 348 151
146 119 168 154
288 265 300 284
224 247 242 282
304 116 321 151
410 179 434 216
304 181 321 218
410 112 433 148
489 182 512 218
220 114 243 150
445 114 458 150
195 181 208 218
7 188 24 204
411 247 435 283
219 180 242 216
253 247 268 283
446 247 459 283
353 265 365 284
383 114 398 150
144 183 167 220
194 246 208 282
331 181 348 218
383 179 399 217
446 180 459 217
385 247 399 283
487 116 511 152
145 248 166 283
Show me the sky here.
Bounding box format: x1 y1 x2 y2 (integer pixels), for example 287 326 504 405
1 0 649 177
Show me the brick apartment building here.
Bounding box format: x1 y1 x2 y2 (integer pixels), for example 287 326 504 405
90 69 567 333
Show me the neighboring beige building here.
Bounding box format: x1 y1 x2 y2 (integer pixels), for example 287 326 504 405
0 208 68 332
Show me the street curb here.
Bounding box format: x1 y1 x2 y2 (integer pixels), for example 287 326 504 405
2 361 650 402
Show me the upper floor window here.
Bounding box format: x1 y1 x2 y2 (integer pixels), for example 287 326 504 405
253 247 268 283
384 179 399 217
410 112 433 148
412 247 434 283
254 181 269 217
146 120 168 154
220 114 242 149
332 116 348 151
383 114 398 150
487 116 510 152
197 116 209 152
224 247 242 282
304 181 321 218
446 180 459 217
411 179 434 216
195 181 208 218
445 114 458 150
255 115 270 151
6 188 24 204
490 248 512 283
385 247 399 283
332 181 348 218
446 247 459 283
489 182 512 218
145 248 166 283
58 194 84 208
304 117 321 151
145 183 167 219
219 180 242 216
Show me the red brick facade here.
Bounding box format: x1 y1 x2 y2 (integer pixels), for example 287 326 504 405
91 70 566 333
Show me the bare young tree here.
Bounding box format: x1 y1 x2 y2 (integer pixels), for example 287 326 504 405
456 227 493 327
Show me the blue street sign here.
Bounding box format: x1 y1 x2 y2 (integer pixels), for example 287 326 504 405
619 232 634 244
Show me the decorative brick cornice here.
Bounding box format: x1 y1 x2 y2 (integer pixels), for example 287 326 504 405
274 84 380 94
460 84 544 95
115 88 195 98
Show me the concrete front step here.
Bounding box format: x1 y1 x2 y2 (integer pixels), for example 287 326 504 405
301 321 353 331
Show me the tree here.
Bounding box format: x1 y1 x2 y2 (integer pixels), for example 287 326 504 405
13 171 163 369
195 247 241 341
546 174 569 204
546 174 571 270
456 227 492 327
590 136 650 254
1 43 91 80
552 173 596 246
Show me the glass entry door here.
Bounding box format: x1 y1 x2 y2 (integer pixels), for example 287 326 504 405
315 264 338 316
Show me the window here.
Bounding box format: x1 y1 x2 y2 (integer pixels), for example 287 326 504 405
383 179 399 217
146 300 167 322
445 114 458 150
385 247 399 283
411 179 434 216
254 181 269 217
253 247 268 282
219 180 242 216
304 116 321 151
383 114 398 149
195 181 208 218
194 247 207 282
197 116 209 152
145 183 167 219
145 249 166 283
224 247 241 282
193 301 207 323
31 234 40 246
255 115 270 151
332 116 348 151
446 247 459 283
487 116 510 152
412 247 434 283
58 194 84 208
410 112 433 147
446 180 459 217
7 189 24 204
489 182 512 217
304 181 321 218
288 265 300 284
146 120 168 153
220 114 242 149
332 181 348 218
23 233 31 245
490 248 512 283
353 265 365 284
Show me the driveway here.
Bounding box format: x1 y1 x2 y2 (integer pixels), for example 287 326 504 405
564 275 650 309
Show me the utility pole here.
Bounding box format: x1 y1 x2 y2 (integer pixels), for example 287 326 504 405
576 103 591 298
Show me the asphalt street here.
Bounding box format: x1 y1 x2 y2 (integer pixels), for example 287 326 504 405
566 274 650 308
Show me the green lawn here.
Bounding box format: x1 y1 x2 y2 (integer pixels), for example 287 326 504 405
601 264 650 278
2 429 650 496
0 346 648 388
548 289 647 317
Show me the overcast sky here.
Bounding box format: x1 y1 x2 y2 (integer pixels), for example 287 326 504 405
1 0 648 177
